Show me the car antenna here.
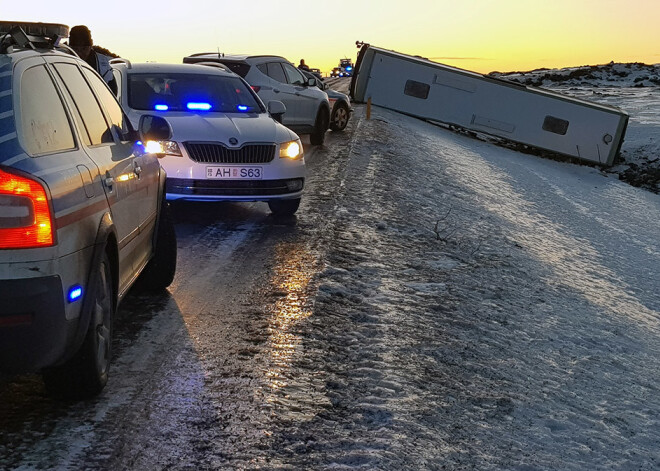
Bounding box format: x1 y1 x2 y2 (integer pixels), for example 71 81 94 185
217 47 224 58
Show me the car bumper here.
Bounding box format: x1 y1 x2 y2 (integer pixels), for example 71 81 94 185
165 177 304 202
0 275 70 373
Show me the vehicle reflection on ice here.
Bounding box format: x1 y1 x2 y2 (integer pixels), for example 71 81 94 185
264 242 331 419
266 242 315 389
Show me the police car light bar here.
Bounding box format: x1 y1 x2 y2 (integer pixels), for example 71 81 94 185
0 21 69 37
0 21 70 53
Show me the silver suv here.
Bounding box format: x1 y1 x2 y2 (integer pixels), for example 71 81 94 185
183 53 331 145
0 22 176 399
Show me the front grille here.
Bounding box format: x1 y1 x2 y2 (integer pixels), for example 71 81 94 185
167 178 304 196
184 142 276 164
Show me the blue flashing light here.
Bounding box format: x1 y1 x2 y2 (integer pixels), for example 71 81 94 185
346 66 353 71
237 105 248 112
154 104 169 111
68 285 83 303
187 102 212 111
133 140 146 156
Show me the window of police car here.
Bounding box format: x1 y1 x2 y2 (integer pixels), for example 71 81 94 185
83 68 131 139
51 67 92 147
53 63 113 145
20 65 75 155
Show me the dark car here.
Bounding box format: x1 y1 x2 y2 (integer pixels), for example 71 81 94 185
330 67 345 78
0 22 176 399
339 58 354 77
301 70 352 131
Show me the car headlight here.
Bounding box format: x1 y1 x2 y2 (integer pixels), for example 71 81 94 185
145 140 182 157
279 139 303 160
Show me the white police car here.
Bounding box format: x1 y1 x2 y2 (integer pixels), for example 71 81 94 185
111 61 305 215
0 22 176 399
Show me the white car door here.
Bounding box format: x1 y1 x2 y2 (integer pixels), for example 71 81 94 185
49 59 146 293
83 67 161 277
258 62 301 126
281 62 317 124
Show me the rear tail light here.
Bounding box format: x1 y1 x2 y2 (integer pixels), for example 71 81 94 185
0 167 55 249
251 85 261 93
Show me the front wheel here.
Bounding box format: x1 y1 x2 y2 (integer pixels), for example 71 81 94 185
310 107 329 145
43 251 114 400
330 103 350 131
268 198 301 217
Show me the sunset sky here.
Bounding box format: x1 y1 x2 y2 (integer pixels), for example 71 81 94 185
5 0 660 75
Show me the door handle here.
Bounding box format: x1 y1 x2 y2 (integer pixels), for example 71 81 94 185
273 89 280 93
103 171 114 189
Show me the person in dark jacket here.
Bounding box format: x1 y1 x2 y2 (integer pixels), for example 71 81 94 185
69 25 117 95
298 59 310 71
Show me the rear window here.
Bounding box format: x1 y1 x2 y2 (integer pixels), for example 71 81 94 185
127 73 263 113
20 65 75 155
221 62 251 78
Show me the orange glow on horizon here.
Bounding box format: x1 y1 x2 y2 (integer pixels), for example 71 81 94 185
5 0 659 76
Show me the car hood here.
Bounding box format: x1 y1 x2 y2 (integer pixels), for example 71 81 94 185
129 110 298 145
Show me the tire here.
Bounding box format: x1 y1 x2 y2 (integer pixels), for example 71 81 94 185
310 107 329 145
268 198 301 217
330 102 350 131
136 199 177 292
43 251 114 400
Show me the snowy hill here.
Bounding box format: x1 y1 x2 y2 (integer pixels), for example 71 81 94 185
489 62 660 88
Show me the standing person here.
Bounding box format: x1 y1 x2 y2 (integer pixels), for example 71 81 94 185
68 25 117 95
298 59 310 71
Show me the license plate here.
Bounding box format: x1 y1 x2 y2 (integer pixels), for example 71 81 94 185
206 166 263 179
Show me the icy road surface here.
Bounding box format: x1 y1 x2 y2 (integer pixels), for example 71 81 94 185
1 97 659 470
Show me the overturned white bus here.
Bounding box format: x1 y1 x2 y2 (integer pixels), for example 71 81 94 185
350 44 629 166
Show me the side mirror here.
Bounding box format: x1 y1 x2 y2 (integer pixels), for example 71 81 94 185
306 77 317 87
267 101 286 123
139 115 172 141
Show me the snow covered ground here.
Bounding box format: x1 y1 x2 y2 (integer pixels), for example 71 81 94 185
293 102 660 469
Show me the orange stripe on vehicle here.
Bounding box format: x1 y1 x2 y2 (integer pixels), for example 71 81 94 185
55 199 109 229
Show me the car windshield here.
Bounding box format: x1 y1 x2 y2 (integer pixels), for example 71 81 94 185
127 73 263 113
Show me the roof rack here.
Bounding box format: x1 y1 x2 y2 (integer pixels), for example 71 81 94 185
193 61 231 72
0 21 68 37
0 21 69 54
187 52 224 58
